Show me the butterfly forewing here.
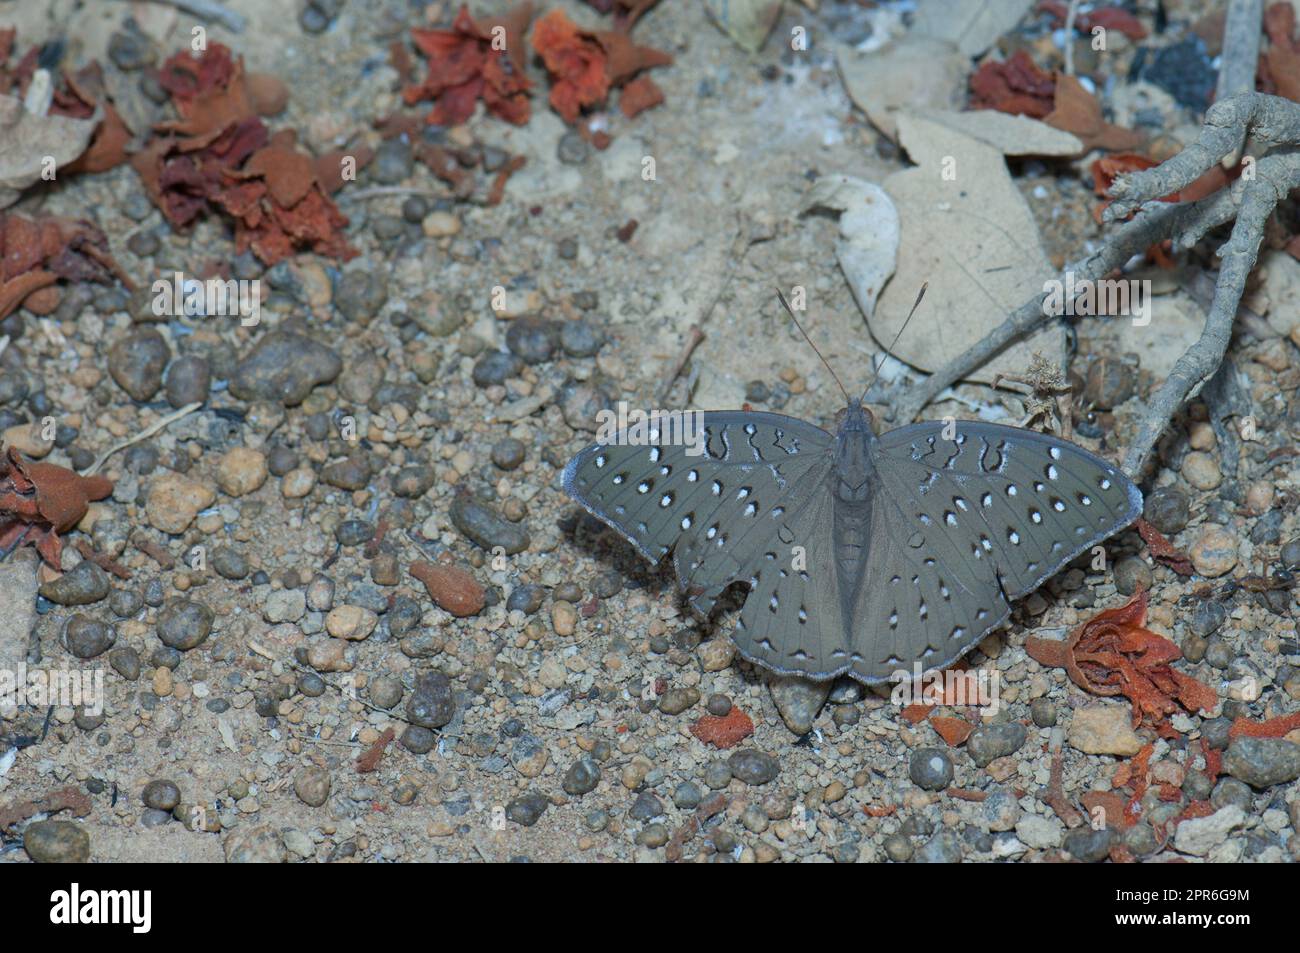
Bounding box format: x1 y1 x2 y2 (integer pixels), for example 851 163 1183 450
563 411 836 623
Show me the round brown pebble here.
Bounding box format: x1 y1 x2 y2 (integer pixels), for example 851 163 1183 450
1189 527 1238 578
410 560 485 617
23 820 90 863
1181 451 1222 491
293 765 331 807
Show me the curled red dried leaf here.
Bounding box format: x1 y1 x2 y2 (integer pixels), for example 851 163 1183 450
969 50 1055 117
0 35 130 176
1202 738 1223 779
235 144 317 207
1179 799 1216 821
1260 2 1300 103
356 727 396 773
532 9 671 123
1045 74 1144 152
0 447 113 569
1092 155 1236 224
0 214 125 320
1037 1 1148 40
900 702 931 724
134 46 355 265
1092 152 1159 195
620 74 664 118
405 3 534 126
930 715 974 747
155 44 255 143
1135 517 1194 576
1029 591 1217 728
1228 710 1300 738
595 28 672 86
1122 741 1155 824
1080 790 1131 830
532 9 609 123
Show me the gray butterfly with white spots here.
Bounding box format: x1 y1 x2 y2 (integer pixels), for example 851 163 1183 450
563 399 1142 685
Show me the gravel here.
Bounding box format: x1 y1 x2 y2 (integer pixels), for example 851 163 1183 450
4 3 1296 868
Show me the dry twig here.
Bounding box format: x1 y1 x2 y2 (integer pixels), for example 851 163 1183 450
1107 94 1300 477
1217 0 1264 165
82 401 202 476
890 98 1300 481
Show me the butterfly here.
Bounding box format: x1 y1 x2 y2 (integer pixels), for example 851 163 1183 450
562 292 1142 684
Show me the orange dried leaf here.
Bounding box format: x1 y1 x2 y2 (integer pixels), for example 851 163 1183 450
238 144 317 208
593 29 672 86
1038 1 1148 40
532 9 671 124
1091 153 1158 197
900 703 931 724
1136 517 1194 575
1030 591 1216 727
1229 710 1300 738
968 50 1055 117
405 3 533 126
0 447 113 569
1024 635 1070 668
1261 2 1300 103
930 716 974 747
1180 799 1216 821
1080 790 1131 830
532 9 609 123
356 727 395 772
1045 74 1144 152
620 74 664 117
315 146 374 194
690 706 753 749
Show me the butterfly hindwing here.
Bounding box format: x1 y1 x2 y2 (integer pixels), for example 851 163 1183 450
730 484 850 678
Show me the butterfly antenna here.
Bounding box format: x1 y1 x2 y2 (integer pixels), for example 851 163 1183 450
775 288 851 405
863 282 928 402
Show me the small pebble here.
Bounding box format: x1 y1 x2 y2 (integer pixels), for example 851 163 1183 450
1189 526 1239 577
909 747 954 790
728 749 779 786
142 779 181 811
1142 486 1190 534
23 820 90 863
294 766 332 807
1181 451 1222 491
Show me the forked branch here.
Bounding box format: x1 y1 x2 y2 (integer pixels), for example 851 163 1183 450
891 93 1300 481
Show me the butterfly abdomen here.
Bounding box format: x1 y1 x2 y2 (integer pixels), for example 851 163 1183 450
832 492 873 629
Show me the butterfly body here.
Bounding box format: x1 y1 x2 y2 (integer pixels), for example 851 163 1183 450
564 399 1142 685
